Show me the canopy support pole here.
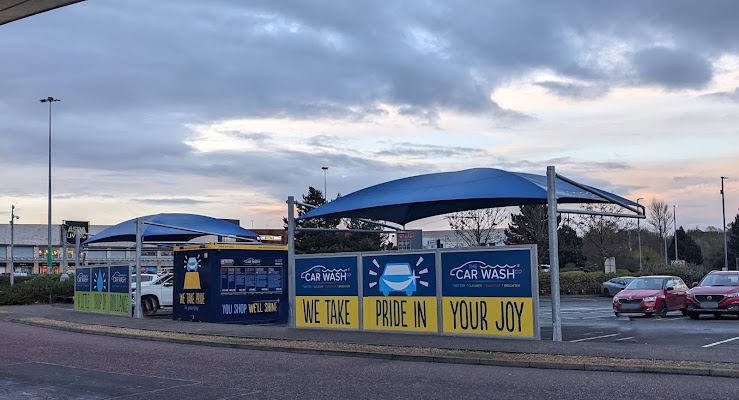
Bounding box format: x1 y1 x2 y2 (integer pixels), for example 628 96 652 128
547 166 562 342
287 196 296 328
134 217 143 319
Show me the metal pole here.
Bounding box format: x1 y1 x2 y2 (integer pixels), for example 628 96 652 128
287 196 296 328
40 97 60 275
10 205 18 286
61 225 68 274
673 205 678 261
721 177 728 271
322 166 328 200
75 230 81 269
546 166 562 342
637 198 644 271
134 218 143 319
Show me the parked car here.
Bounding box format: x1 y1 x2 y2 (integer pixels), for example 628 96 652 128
130 273 159 289
612 275 689 317
600 276 635 296
685 270 739 319
131 273 174 316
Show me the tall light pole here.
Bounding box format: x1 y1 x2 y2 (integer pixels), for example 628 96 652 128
40 96 60 275
637 197 644 271
10 205 20 286
673 204 678 262
721 177 728 271
321 166 329 201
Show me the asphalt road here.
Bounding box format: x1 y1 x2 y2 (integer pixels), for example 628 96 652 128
539 297 739 349
1 321 738 400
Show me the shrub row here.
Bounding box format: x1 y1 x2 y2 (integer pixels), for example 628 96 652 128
538 264 714 295
0 274 74 305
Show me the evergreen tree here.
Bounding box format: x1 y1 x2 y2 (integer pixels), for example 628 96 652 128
667 227 703 265
505 205 552 265
283 187 342 254
727 214 739 269
558 223 586 268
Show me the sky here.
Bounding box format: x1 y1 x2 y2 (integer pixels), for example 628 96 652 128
1 0 738 232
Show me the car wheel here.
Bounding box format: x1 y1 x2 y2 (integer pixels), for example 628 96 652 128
688 311 699 320
603 288 610 297
143 297 157 317
658 301 668 318
714 313 723 319
681 308 688 317
614 312 620 317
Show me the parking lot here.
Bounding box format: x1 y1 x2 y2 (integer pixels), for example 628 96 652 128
539 296 739 348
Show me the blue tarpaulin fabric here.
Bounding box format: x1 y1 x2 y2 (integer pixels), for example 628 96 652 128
84 213 258 244
299 168 638 226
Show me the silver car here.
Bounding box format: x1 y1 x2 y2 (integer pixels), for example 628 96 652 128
601 276 635 297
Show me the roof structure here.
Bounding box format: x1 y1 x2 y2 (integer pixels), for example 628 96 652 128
299 168 638 226
83 213 258 244
0 0 83 26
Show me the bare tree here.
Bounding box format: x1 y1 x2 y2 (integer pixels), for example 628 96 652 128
646 198 671 264
446 208 508 247
574 204 633 269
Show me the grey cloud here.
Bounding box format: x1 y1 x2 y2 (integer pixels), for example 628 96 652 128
374 142 490 159
536 81 608 100
705 87 739 102
631 47 713 89
133 198 212 205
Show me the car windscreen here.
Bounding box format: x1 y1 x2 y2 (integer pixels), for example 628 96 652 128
623 277 635 284
384 264 410 275
700 274 739 286
625 278 665 290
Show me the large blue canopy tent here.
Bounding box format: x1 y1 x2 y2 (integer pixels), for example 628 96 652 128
299 168 638 225
84 213 258 244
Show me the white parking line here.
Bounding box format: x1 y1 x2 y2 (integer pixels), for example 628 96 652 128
569 333 620 342
616 336 635 341
702 336 739 348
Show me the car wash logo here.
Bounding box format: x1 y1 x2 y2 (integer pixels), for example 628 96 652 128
368 256 430 296
76 271 89 284
93 270 107 292
244 258 262 265
450 261 522 281
111 271 127 285
183 255 202 290
300 265 351 283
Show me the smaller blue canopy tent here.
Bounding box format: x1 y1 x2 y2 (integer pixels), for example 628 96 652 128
299 168 638 226
84 213 258 244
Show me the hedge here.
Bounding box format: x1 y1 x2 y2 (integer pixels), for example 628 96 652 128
0 274 74 305
538 264 714 295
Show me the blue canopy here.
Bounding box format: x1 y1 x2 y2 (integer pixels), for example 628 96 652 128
299 168 638 226
84 213 258 244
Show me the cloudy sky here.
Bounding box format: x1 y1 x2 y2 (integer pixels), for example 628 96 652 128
1 0 738 232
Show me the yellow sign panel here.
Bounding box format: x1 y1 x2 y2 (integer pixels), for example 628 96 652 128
75 291 110 313
363 296 438 332
442 297 534 337
296 296 359 329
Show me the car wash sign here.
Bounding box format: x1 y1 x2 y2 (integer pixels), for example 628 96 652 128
441 247 538 338
74 265 130 316
295 256 359 329
362 252 437 333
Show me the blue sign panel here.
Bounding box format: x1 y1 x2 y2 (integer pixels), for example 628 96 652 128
91 267 109 293
109 266 130 294
75 267 91 292
441 249 532 297
362 253 436 297
295 256 358 296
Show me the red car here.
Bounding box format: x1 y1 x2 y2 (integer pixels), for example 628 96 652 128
612 275 689 317
685 271 739 319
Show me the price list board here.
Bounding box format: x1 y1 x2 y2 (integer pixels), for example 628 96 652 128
221 263 283 294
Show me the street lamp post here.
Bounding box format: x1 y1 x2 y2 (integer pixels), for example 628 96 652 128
10 205 20 286
40 96 60 275
673 204 678 262
721 177 729 271
637 198 644 271
321 166 329 201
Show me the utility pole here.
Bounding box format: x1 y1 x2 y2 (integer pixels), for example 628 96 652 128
721 177 728 271
40 96 60 274
10 205 20 286
637 198 644 271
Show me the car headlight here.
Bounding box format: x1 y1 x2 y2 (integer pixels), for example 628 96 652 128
686 290 694 298
726 292 739 298
642 296 657 302
613 295 619 302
